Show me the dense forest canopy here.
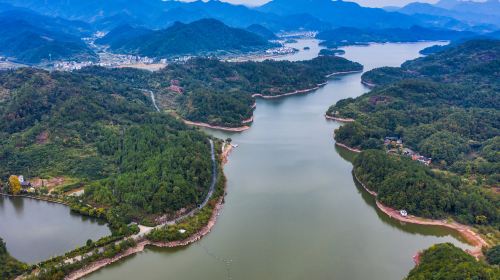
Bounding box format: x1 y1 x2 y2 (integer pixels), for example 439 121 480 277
0 10 96 64
0 67 213 223
0 54 361 221
354 150 499 226
329 40 500 186
405 243 499 280
80 55 362 127
316 25 474 49
98 19 273 58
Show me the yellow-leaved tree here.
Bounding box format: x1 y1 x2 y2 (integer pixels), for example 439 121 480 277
8 175 21 195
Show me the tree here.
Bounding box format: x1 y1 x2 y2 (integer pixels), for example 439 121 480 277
485 245 500 265
8 176 21 195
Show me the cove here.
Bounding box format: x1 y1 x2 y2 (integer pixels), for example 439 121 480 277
83 41 472 280
0 195 110 264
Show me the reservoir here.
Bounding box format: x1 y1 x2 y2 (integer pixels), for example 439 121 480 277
85 41 468 280
30 41 468 280
0 196 110 264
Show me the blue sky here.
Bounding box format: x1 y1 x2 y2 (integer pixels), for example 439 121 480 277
179 0 440 8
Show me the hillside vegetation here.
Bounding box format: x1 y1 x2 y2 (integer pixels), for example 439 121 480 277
0 10 96 64
329 40 499 186
405 243 499 280
81 55 362 127
317 25 474 49
0 68 213 224
354 150 498 227
98 19 273 58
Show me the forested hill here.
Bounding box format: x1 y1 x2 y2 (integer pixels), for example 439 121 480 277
328 40 499 228
99 19 273 58
316 25 475 49
405 243 499 280
79 55 362 128
0 67 214 224
0 10 96 64
361 39 500 88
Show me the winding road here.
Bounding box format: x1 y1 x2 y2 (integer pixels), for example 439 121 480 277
64 138 218 265
137 139 217 236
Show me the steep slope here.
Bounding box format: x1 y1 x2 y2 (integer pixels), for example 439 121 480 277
1 0 331 31
0 11 96 64
246 24 278 40
95 24 154 49
259 0 419 28
101 19 272 57
328 40 500 186
399 1 500 28
0 67 214 222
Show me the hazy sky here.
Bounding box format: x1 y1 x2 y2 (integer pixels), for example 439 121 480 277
180 0 441 8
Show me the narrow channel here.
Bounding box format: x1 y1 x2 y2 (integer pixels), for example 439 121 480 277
83 41 471 280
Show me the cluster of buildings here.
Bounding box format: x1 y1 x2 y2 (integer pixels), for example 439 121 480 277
278 31 317 39
265 46 297 55
385 137 432 166
14 175 36 193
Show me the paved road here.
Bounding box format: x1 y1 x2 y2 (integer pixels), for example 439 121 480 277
131 139 216 240
65 138 217 264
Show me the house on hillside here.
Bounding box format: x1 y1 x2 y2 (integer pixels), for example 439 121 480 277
384 136 403 147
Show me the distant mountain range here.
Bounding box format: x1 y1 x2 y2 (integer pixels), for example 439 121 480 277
317 25 476 48
259 0 420 29
97 19 273 58
0 9 96 64
0 0 498 64
3 0 496 32
396 0 500 30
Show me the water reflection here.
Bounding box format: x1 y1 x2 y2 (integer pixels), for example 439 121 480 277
0 196 110 263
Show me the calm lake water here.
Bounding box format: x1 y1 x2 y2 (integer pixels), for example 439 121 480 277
0 196 110 263
84 41 469 280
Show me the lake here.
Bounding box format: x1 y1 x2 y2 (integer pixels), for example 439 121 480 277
0 196 110 264
83 41 470 280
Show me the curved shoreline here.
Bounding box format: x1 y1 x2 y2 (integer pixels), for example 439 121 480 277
325 70 362 78
183 120 250 132
361 79 376 88
252 70 362 100
335 142 361 153
325 114 355 123
252 82 328 99
66 196 226 280
353 173 488 258
0 193 70 206
64 144 233 280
